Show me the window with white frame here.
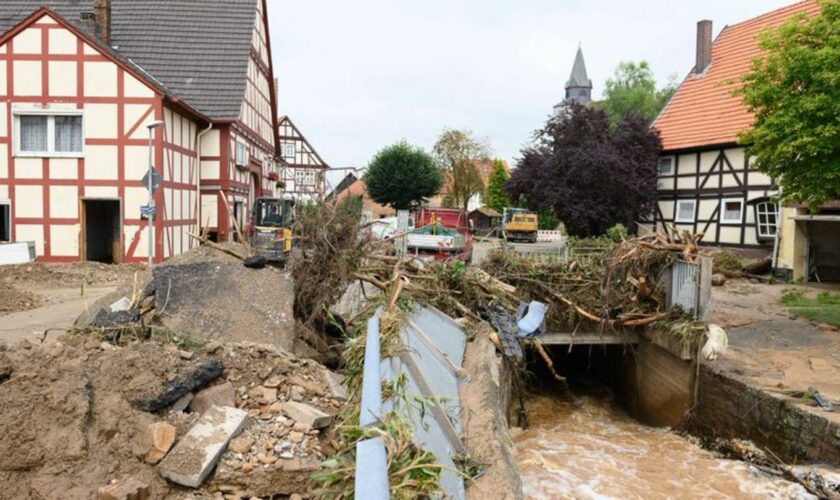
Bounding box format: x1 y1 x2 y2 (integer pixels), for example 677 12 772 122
14 111 83 157
756 201 779 238
283 142 296 160
720 198 744 224
235 142 248 167
658 156 675 176
294 169 316 186
675 199 696 223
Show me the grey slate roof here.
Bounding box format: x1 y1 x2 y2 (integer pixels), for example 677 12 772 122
565 46 592 89
0 0 259 121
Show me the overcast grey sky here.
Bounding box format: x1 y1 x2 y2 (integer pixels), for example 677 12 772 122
269 0 795 187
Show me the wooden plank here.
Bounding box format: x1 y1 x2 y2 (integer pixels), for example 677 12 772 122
539 332 640 345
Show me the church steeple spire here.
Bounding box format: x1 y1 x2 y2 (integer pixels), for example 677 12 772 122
565 45 592 105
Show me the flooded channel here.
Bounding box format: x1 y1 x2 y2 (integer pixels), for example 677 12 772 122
514 390 814 499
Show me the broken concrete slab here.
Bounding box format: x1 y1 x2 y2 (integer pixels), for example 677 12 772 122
97 477 149 500
190 382 235 415
109 297 133 313
133 359 224 413
281 402 332 429
159 405 248 488
323 370 348 402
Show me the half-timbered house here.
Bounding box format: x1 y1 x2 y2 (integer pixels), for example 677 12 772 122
277 116 330 201
645 1 820 257
0 0 280 263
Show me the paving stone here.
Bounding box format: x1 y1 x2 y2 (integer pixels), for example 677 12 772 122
281 402 332 429
159 406 249 488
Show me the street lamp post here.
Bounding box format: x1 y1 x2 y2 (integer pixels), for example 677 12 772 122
146 121 165 266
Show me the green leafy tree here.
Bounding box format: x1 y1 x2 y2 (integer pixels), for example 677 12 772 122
432 128 491 210
484 159 511 212
601 61 677 125
363 141 442 210
737 0 840 208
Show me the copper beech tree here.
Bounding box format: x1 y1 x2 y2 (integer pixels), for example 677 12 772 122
507 105 661 237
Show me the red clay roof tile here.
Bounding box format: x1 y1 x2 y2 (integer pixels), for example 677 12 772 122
653 0 821 151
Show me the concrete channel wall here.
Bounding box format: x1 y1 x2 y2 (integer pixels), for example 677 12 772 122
617 337 840 466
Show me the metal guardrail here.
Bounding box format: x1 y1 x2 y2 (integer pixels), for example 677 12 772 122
355 306 467 499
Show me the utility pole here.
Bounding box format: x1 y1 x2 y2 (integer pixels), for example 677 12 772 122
146 121 165 266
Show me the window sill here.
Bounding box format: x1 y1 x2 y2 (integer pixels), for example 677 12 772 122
14 152 84 159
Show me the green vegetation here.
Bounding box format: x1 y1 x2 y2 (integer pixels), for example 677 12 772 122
780 289 840 327
600 61 677 125
433 128 492 211
737 0 840 209
364 141 443 210
484 159 511 213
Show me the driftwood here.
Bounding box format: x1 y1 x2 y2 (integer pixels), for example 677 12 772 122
187 232 247 260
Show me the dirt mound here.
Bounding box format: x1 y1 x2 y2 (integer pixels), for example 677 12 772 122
0 262 142 289
0 284 42 314
0 336 344 499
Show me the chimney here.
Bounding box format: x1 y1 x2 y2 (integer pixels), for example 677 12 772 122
93 0 111 45
695 20 713 75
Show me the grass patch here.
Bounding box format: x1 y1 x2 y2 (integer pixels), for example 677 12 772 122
781 289 840 327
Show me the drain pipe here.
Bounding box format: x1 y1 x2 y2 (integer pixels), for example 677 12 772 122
771 186 783 272
195 123 214 232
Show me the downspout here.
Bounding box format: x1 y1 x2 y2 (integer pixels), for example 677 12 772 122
195 123 214 232
771 185 783 272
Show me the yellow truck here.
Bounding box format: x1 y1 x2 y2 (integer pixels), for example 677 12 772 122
502 208 539 243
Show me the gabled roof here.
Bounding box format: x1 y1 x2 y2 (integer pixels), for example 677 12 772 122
330 172 359 199
0 0 261 121
653 0 820 152
565 46 592 89
278 116 331 170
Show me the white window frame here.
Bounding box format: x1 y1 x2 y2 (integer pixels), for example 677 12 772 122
720 198 745 225
12 109 85 158
235 142 248 167
675 199 696 223
658 156 675 176
294 169 316 186
755 201 779 239
283 142 296 160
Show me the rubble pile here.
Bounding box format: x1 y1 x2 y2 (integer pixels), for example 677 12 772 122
0 335 346 499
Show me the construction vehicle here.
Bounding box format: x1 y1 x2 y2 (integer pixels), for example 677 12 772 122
248 197 294 265
407 208 473 263
502 208 539 243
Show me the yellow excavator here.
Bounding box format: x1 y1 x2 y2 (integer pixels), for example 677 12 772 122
502 208 539 243
249 197 294 265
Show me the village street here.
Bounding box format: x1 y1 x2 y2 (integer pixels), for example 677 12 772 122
0 0 838 499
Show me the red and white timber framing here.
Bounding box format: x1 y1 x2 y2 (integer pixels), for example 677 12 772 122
0 3 282 262
198 0 280 241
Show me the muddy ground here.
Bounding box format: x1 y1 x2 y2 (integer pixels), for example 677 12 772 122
709 280 840 423
0 335 343 499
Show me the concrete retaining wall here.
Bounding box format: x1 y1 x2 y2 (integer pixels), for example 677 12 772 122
619 341 693 428
691 366 840 466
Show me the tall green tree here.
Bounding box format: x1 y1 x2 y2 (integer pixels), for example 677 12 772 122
601 61 677 125
432 128 491 210
363 141 442 210
484 159 511 212
737 0 840 208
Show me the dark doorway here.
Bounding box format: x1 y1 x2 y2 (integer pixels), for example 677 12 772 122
82 199 122 263
0 203 10 242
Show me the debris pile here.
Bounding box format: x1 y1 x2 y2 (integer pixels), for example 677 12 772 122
0 334 345 498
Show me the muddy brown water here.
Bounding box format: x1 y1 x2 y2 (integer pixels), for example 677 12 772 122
514 391 815 499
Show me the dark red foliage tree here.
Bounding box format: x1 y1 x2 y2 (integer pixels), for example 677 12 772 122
507 105 660 237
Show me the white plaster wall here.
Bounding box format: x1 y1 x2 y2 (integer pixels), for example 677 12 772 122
51 224 79 256
14 158 42 180
124 145 148 181
0 63 8 96
85 103 118 138
50 186 78 218
15 185 43 218
48 28 76 55
0 145 7 178
13 61 41 96
84 186 118 198
15 224 44 254
83 62 117 97
85 146 119 180
14 28 41 54
48 61 76 96
124 73 154 98
49 158 77 179
719 226 742 244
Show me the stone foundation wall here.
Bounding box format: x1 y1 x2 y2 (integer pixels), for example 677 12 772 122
691 366 840 466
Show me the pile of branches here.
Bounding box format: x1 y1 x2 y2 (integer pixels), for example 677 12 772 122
351 230 704 333
292 198 370 330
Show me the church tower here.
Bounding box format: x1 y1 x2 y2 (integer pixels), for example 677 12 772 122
553 46 593 115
